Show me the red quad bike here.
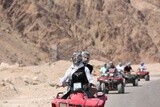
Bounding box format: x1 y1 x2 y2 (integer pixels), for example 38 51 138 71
97 69 125 94
51 82 107 107
136 69 150 81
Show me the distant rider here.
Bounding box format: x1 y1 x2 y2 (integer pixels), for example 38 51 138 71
116 62 124 73
138 62 146 71
108 61 116 69
124 62 132 74
108 61 118 77
100 63 108 75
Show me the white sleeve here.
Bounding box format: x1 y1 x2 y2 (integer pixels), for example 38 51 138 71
59 67 71 84
100 67 103 72
116 65 118 69
144 65 147 69
122 66 124 70
85 67 93 84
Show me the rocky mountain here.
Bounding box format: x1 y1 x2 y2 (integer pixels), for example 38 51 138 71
0 0 160 66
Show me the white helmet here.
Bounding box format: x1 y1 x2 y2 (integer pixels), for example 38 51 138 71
109 61 113 64
72 52 82 66
81 51 90 58
127 62 131 66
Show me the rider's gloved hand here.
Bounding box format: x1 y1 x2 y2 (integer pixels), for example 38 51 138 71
56 82 66 88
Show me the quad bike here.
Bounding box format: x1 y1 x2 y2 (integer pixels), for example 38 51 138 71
97 69 125 94
136 69 150 81
51 82 107 107
123 71 139 86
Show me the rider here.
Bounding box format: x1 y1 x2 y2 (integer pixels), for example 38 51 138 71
108 61 118 77
81 51 93 74
116 62 125 78
124 62 133 73
59 52 94 99
116 62 124 73
138 62 146 71
108 61 116 69
100 63 108 75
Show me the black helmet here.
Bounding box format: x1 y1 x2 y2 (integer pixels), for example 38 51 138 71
72 52 82 66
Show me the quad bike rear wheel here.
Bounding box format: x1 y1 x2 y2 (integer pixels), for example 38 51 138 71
145 75 150 81
133 78 138 86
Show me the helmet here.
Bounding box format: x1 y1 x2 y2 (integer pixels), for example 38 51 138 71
72 52 82 66
81 51 90 58
119 62 122 66
140 62 144 65
127 62 131 66
104 63 107 67
109 61 113 66
109 61 113 64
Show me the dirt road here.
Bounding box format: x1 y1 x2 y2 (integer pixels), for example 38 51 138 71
105 74 160 107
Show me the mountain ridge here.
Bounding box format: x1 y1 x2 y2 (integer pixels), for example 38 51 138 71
0 0 160 66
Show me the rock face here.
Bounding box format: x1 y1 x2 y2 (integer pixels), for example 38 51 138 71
0 0 160 65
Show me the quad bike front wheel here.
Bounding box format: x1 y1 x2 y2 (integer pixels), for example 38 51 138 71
117 83 125 94
123 78 126 87
96 82 101 91
133 78 138 86
101 83 108 94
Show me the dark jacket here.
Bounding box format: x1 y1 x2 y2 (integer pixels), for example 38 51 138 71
86 64 93 74
124 66 132 73
71 67 88 87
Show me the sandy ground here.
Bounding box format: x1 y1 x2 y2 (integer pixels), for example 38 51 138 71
0 60 160 107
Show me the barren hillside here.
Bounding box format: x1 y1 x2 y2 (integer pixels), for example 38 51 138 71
0 0 160 65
